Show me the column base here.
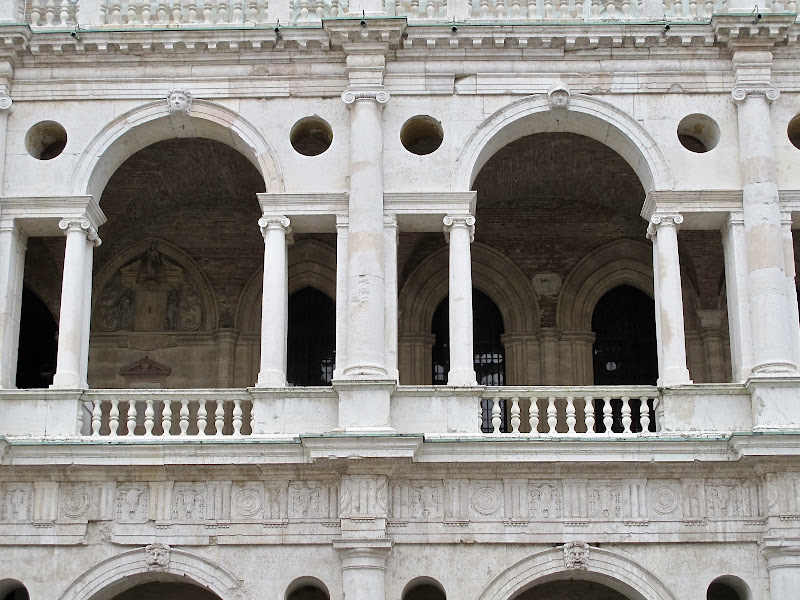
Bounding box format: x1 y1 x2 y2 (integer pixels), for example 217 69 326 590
748 374 800 431
340 364 389 379
656 368 692 388
51 371 83 389
333 379 396 432
255 370 287 388
752 361 798 374
447 368 477 387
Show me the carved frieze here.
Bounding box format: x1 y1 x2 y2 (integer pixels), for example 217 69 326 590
339 475 387 519
529 482 562 521
173 484 206 522
115 484 149 523
588 484 622 520
288 482 336 519
470 485 502 517
2 484 33 522
233 484 263 519
59 485 92 519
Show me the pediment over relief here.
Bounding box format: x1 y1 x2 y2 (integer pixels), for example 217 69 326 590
119 356 172 377
94 243 204 333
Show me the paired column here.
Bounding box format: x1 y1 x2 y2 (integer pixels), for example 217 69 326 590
722 212 754 382
0 219 27 388
647 213 692 386
256 215 292 388
733 84 797 373
52 218 101 389
443 215 476 386
340 85 390 379
333 539 392 600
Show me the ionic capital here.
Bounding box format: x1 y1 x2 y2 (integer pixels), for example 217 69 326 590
443 215 475 243
0 93 12 111
646 212 683 240
341 87 390 106
58 217 101 247
732 85 779 102
258 215 293 243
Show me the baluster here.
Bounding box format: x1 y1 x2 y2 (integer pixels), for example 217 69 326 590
172 0 182 22
248 0 257 20
315 0 325 19
233 0 243 20
480 0 489 18
108 398 120 437
491 397 502 434
142 0 152 23
203 0 214 22
110 0 122 22
426 0 435 17
99 2 108 22
566 396 576 434
219 0 229 21
127 401 137 437
60 0 70 24
605 0 615 17
496 0 505 17
703 0 712 14
546 396 557 434
257 0 267 22
331 0 340 16
479 398 485 432
215 401 225 437
144 398 155 436
162 400 172 436
30 0 42 25
528 396 540 435
663 0 674 14
91 400 102 437
621 396 631 434
591 0 600 17
299 0 308 19
45 0 56 24
127 0 137 24
527 0 536 17
511 0 520 16
575 0 583 17
197 400 208 437
602 396 613 434
639 395 650 434
652 397 661 432
584 396 595 434
510 397 520 433
543 0 552 16
233 399 243 436
179 398 190 436
559 0 568 16
157 0 168 22
621 0 630 16
410 0 419 17
187 0 197 21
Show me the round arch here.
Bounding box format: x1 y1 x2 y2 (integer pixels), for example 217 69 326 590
235 239 337 331
399 243 539 337
452 94 673 193
58 546 250 600
71 99 283 201
476 546 675 600
91 237 219 331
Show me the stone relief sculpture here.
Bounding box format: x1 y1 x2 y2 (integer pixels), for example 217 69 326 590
548 81 571 110
145 543 171 571
166 89 192 114
94 243 204 333
563 541 590 570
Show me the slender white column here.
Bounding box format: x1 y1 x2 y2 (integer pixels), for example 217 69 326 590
444 215 477 386
52 218 100 389
0 220 27 388
781 213 800 370
722 212 754 382
763 545 800 600
333 215 349 379
333 540 392 600
341 88 389 379
79 238 94 388
384 214 398 381
256 215 291 388
647 213 692 386
733 85 796 372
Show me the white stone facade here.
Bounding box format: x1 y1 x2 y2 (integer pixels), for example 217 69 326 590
1 3 800 599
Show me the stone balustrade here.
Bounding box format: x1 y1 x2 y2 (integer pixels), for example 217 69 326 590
479 386 660 436
16 0 796 27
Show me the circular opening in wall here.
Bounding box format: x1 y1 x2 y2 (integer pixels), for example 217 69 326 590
290 116 333 156
401 115 444 155
677 114 720 153
25 120 67 160
788 115 800 149
0 579 30 600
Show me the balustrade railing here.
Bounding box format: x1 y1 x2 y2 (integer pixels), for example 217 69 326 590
98 0 269 26
479 386 660 436
80 391 252 437
26 0 78 26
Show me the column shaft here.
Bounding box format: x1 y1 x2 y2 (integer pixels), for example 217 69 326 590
444 215 476 386
384 214 398 380
334 541 392 600
334 215 349 379
722 213 753 381
736 92 796 372
79 239 93 388
647 214 692 386
344 98 387 378
257 216 291 387
0 221 27 388
52 219 98 388
781 215 800 369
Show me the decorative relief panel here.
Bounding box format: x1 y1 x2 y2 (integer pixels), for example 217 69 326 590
288 481 337 519
116 484 149 523
705 479 761 520
339 475 387 519
529 482 562 521
59 484 94 520
649 483 680 517
173 484 206 522
410 481 444 520
2 483 33 522
470 484 503 518
232 483 264 520
587 484 622 520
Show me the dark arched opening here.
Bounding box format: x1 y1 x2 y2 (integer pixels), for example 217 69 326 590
1 582 29 600
514 579 631 600
15 287 58 388
403 583 446 600
431 288 505 386
707 583 741 600
111 581 221 600
287 586 330 600
287 287 335 386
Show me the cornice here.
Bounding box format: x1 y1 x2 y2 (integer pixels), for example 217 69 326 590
711 12 798 49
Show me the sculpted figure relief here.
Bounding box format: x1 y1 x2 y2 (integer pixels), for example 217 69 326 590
548 81 571 110
145 543 171 571
167 89 192 114
563 541 590 570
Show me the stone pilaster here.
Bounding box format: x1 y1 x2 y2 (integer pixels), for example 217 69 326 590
696 310 727 383
0 218 26 388
334 214 349 379
781 212 800 370
256 215 292 388
213 328 239 387
52 217 101 389
722 211 754 382
443 214 476 386
398 332 436 385
647 213 692 386
384 214 398 381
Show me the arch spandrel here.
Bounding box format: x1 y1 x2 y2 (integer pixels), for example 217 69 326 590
476 546 676 600
398 243 540 337
452 95 673 194
58 546 250 600
71 100 283 201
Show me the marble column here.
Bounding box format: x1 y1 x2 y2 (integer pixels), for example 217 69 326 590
341 87 389 379
333 214 349 379
214 328 239 387
647 213 692 386
0 219 26 388
52 218 100 389
443 215 476 386
697 309 727 383
333 539 392 600
384 214 398 381
734 84 796 373
398 332 436 385
781 213 800 370
763 544 800 600
722 212 754 382
256 215 291 388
